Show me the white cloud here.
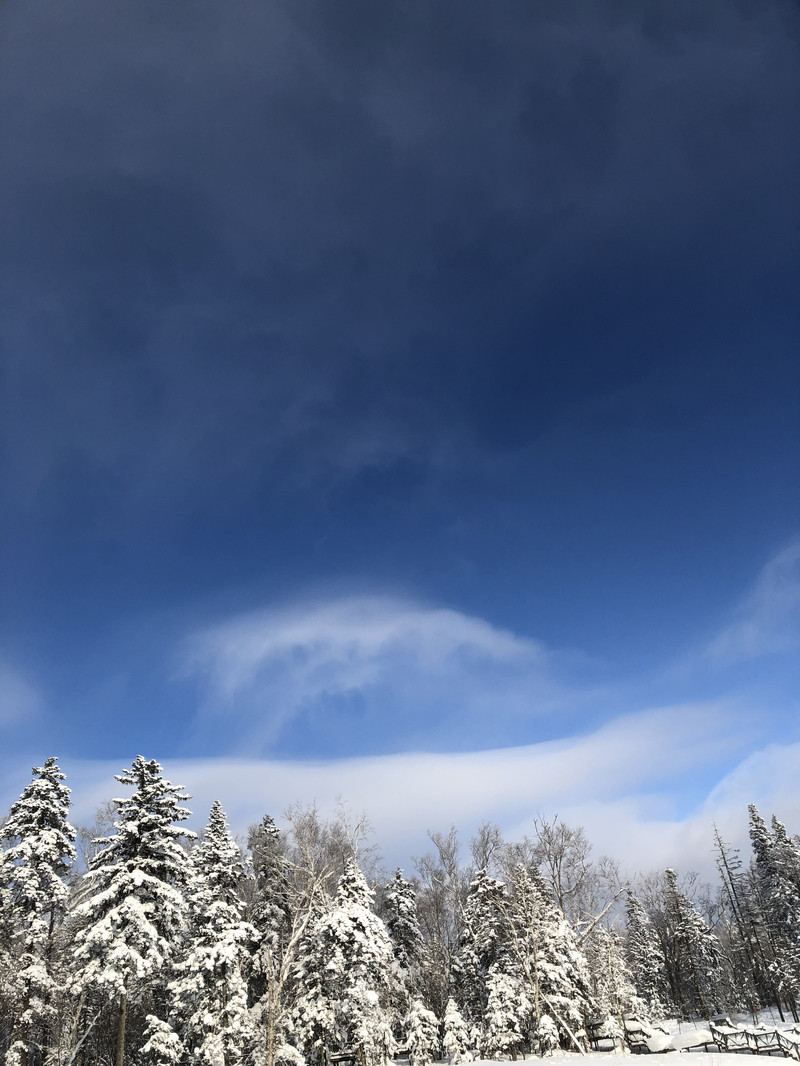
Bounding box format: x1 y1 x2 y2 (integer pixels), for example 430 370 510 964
180 595 595 753
50 696 784 882
705 539 800 666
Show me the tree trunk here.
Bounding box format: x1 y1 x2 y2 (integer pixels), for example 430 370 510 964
70 993 87 1066
115 993 127 1066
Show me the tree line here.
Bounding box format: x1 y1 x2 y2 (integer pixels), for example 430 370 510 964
1 755 799 1066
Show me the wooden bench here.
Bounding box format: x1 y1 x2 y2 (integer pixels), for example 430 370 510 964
326 1049 360 1066
623 1023 651 1055
586 1019 618 1051
623 1019 672 1055
671 1029 717 1054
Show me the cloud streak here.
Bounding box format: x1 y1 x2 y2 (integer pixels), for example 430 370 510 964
50 701 792 882
181 594 598 756
704 540 800 666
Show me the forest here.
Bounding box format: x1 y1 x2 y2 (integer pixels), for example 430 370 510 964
1 755 798 1066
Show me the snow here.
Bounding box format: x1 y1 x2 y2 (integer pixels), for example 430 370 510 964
465 1057 768 1066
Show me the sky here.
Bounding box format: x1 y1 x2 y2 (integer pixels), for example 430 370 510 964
1 0 799 878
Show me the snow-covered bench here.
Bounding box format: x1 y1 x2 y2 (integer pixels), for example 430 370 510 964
326 1048 360 1066
744 1028 783 1056
710 1022 749 1053
670 1029 717 1053
778 1032 800 1061
623 1019 671 1055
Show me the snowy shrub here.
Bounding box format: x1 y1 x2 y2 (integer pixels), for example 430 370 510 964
535 1015 559 1057
141 1016 184 1066
442 999 470 1063
274 1043 306 1066
482 969 528 1060
405 999 440 1066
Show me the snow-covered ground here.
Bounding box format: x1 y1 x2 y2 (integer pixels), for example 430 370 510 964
466 1058 772 1065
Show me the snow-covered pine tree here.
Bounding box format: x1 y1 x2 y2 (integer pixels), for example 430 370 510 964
481 966 529 1061
534 1014 559 1057
441 998 469 1063
451 869 507 1028
662 867 732 1018
713 823 778 1017
504 864 594 1052
71 756 194 1066
249 815 293 958
292 857 396 1065
768 816 800 1009
748 807 800 1019
167 800 257 1066
384 870 423 974
247 813 312 1066
382 869 424 1026
585 925 639 1039
404 999 439 1066
624 892 670 1020
0 757 76 1066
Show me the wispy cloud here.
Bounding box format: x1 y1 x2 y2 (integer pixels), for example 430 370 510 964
51 700 789 882
180 595 598 756
704 540 800 666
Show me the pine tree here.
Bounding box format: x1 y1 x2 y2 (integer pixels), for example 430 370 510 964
624 892 670 1020
292 858 396 1065
441 999 469 1063
382 869 424 1026
713 824 775 1016
451 869 507 1026
71 756 194 1066
586 926 638 1038
249 815 293 958
663 868 731 1018
247 813 307 1066
0 757 76 1066
534 1014 559 1057
482 966 528 1060
769 816 800 1002
405 999 439 1066
384 870 423 973
503 865 593 1052
167 801 257 1066
748 806 800 1018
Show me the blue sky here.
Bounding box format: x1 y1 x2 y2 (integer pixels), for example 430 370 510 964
1 0 798 873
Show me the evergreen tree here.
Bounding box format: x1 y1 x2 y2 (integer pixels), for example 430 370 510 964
662 868 731 1018
503 865 593 1052
451 869 507 1026
383 869 424 1025
384 870 423 973
249 815 293 959
404 1000 439 1066
247 813 304 1066
624 892 670 1020
748 806 800 1017
769 816 800 999
481 967 528 1060
534 1014 559 1057
167 800 257 1066
71 757 194 1066
441 999 469 1063
713 824 776 1016
292 858 396 1065
0 757 76 1066
586 926 638 1038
